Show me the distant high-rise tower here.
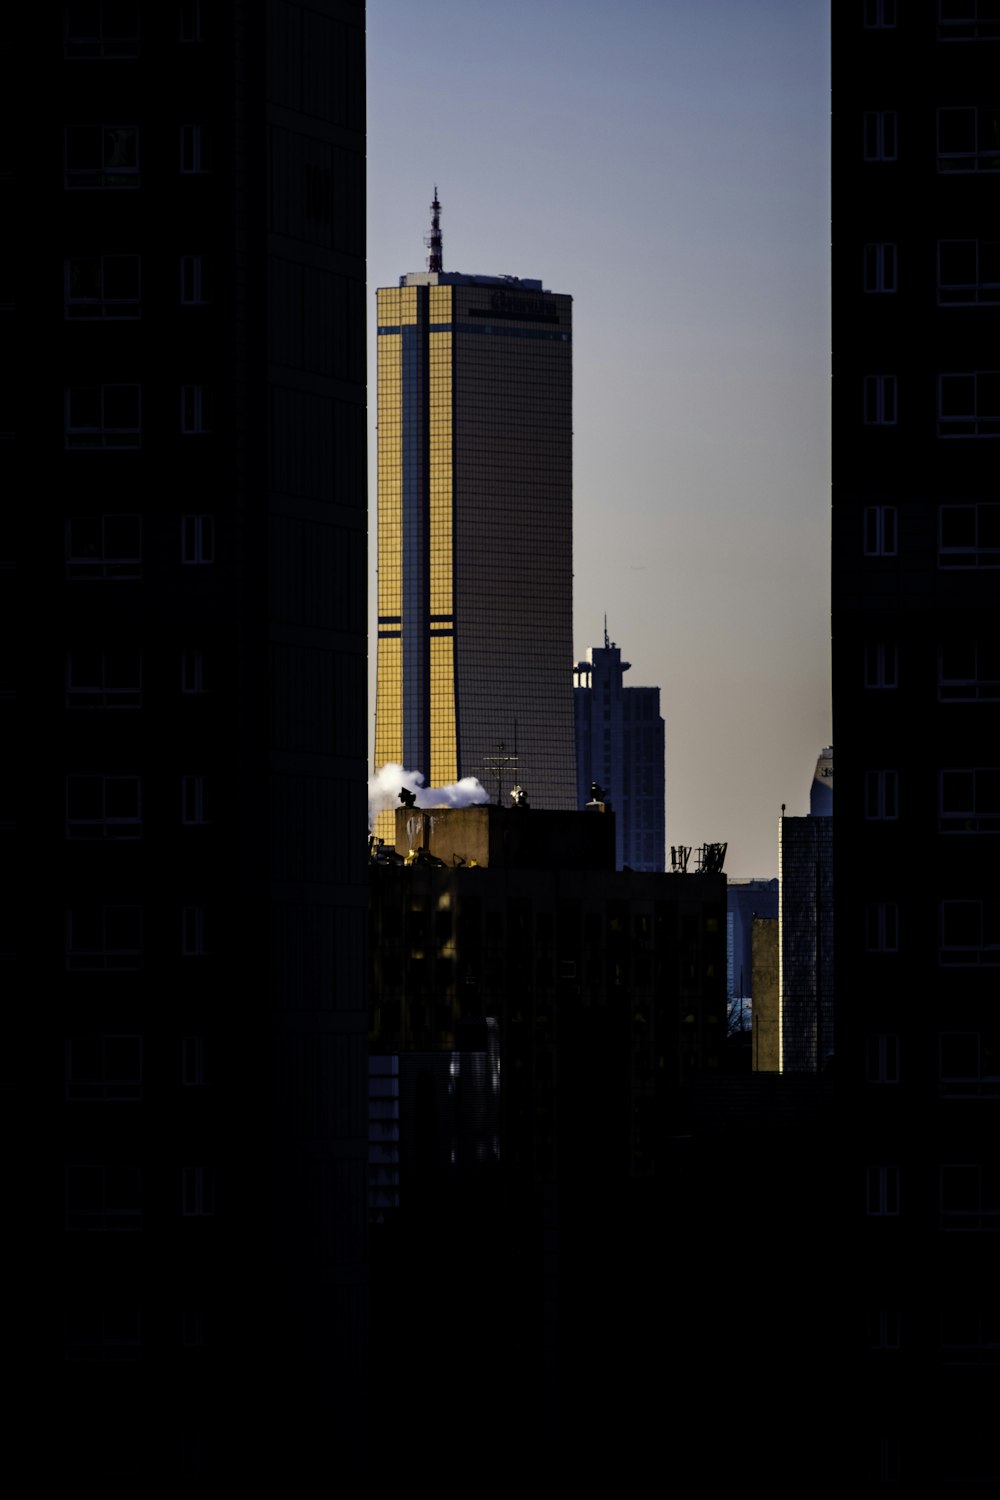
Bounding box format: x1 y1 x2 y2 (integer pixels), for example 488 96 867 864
810 745 834 816
374 195 576 831
573 631 665 870
778 811 834 1074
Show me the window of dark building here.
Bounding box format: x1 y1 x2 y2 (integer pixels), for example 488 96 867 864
65 386 141 448
64 2 140 59
65 254 140 319
65 125 139 188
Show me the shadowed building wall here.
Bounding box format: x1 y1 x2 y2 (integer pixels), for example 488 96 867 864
778 814 834 1073
51 3 368 1481
832 6 999 1487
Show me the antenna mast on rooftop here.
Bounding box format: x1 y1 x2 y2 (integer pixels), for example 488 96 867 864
426 186 443 273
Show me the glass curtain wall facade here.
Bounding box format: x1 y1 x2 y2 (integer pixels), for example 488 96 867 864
375 274 576 834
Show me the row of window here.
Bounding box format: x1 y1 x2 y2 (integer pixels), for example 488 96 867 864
867 1031 999 1092
864 899 999 960
863 239 1000 303
66 0 991 58
58 110 1000 188
867 1435 997 1489
65 374 1000 446
65 387 212 446
47 1431 209 1481
10 0 922 56
65 777 214 837
66 905 211 968
865 639 999 694
66 1165 215 1228
65 515 214 573
63 900 996 968
64 124 210 188
67 1036 208 1098
66 1306 209 1360
864 501 999 563
65 254 212 316
862 107 1000 170
862 372 1000 435
865 0 1000 37
67 649 208 705
863 767 1000 830
867 1162 1000 1226
866 1305 1000 1361
64 1 206 57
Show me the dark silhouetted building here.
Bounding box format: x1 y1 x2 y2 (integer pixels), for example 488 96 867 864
778 813 834 1073
368 804 729 1470
51 4 368 1482
573 632 665 870
810 744 834 815
833 5 999 1487
373 199 576 836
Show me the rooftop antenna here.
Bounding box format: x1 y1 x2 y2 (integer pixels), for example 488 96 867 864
483 736 519 807
604 613 609 650
426 186 443 273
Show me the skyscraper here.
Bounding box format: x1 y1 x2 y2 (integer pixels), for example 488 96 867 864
374 194 576 830
48 3 368 1481
832 7 998 1487
778 812 834 1074
573 630 665 870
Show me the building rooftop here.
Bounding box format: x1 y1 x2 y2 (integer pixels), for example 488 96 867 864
398 271 547 290
390 803 615 871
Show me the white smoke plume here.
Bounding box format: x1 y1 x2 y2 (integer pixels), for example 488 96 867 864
368 763 490 826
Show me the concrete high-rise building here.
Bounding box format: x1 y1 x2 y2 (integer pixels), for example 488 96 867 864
573 632 665 870
778 813 834 1074
832 8 999 1488
374 195 576 833
47 4 368 1482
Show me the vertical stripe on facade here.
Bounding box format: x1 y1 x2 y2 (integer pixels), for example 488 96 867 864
374 295 403 785
428 283 457 785
400 299 429 774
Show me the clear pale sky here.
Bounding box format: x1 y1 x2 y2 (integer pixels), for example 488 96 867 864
366 0 832 878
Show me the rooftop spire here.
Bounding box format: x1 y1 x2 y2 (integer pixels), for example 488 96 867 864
425 186 443 273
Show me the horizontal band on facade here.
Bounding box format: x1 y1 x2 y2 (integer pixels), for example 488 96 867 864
378 322 571 343
377 615 402 624
378 629 401 638
468 307 559 324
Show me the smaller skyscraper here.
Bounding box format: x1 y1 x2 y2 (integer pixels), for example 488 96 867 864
779 814 834 1073
809 745 834 816
573 629 665 871
777 749 835 1074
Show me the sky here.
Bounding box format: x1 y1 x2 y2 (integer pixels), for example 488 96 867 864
366 0 832 879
